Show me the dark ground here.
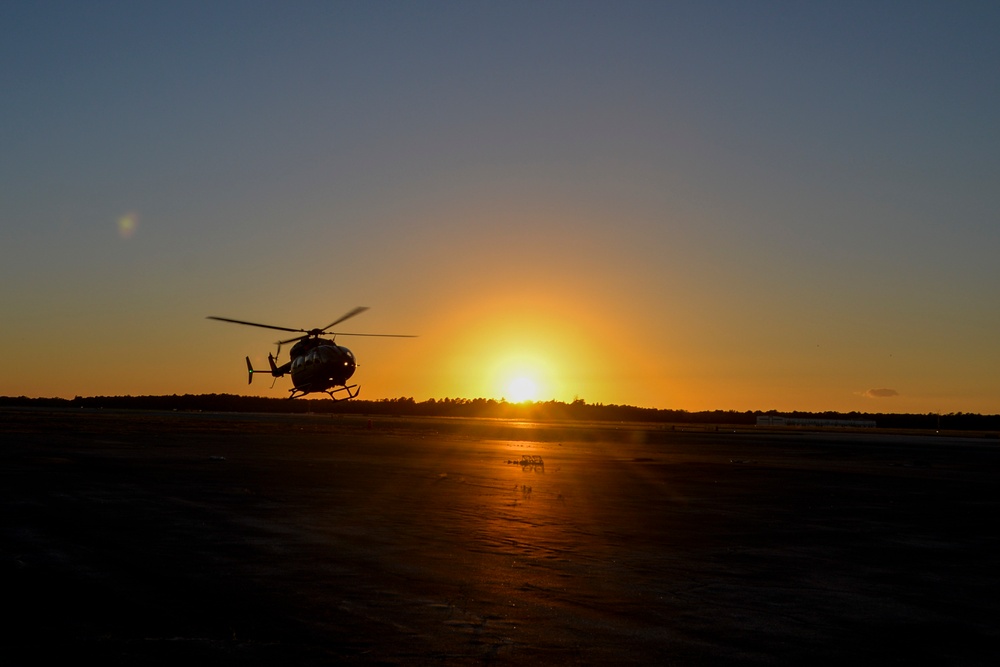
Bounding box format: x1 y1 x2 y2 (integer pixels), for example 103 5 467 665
2 409 998 665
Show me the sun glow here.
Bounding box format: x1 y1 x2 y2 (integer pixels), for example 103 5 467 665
507 375 538 403
434 291 624 404
493 352 553 403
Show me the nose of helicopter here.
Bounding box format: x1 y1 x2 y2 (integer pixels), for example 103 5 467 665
340 346 357 379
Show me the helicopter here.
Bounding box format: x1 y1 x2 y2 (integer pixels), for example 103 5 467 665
208 307 415 400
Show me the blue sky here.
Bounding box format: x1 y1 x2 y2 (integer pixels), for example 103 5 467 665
3 1 999 412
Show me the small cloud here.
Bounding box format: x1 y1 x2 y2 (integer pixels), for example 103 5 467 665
864 388 899 398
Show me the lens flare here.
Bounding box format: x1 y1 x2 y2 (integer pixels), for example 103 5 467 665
117 212 138 239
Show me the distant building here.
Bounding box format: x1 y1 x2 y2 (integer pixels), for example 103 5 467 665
756 416 876 428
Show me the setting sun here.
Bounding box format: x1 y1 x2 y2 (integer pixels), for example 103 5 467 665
507 376 538 403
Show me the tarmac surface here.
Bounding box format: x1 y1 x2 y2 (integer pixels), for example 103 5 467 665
2 408 999 665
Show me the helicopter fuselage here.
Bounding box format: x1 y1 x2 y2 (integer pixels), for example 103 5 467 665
286 337 357 394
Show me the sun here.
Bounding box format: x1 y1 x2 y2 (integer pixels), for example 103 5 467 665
507 376 538 403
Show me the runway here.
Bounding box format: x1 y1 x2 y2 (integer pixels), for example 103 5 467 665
2 409 998 665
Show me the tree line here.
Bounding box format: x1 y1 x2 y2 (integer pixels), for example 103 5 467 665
2 394 999 431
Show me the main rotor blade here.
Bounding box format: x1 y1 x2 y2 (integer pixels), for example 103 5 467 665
207 316 305 334
331 332 419 338
210 309 416 343
320 306 370 332
277 332 417 344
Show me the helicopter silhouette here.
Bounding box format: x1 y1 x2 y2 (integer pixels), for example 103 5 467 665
208 307 415 400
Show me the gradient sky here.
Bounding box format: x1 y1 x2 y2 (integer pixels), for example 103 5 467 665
3 1 999 413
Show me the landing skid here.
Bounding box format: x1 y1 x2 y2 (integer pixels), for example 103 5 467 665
287 384 360 401
326 384 360 401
